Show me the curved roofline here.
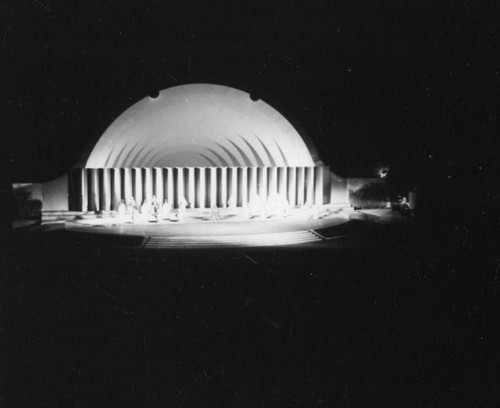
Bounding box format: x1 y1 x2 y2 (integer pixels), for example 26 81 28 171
240 86 322 165
78 83 321 168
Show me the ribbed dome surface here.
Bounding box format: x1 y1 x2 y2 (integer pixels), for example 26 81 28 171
84 84 316 168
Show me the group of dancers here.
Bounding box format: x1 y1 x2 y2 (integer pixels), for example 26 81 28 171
116 195 188 223
115 193 322 223
246 194 291 219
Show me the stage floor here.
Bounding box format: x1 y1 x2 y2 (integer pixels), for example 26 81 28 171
54 206 357 249
64 206 352 236
34 207 405 249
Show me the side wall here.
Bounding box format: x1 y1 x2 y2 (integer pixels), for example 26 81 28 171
347 177 384 193
330 172 349 204
346 177 387 208
12 183 43 219
42 174 69 211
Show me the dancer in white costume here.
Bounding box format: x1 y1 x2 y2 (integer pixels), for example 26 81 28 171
161 199 171 220
210 204 220 222
227 194 236 210
140 199 149 214
127 197 137 223
151 195 160 222
178 196 189 222
117 199 127 221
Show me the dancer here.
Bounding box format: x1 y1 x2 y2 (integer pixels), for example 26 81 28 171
151 195 160 221
140 199 150 219
117 199 127 221
227 194 236 210
161 198 171 220
179 196 189 211
210 204 220 222
127 196 137 223
178 196 189 222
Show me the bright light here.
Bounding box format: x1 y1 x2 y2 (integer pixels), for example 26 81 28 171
377 167 389 178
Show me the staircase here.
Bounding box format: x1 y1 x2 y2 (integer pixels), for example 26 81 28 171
144 230 322 249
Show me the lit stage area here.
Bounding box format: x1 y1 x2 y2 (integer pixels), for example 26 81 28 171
17 83 367 248
61 205 354 249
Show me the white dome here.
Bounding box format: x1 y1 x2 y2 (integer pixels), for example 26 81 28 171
84 83 316 168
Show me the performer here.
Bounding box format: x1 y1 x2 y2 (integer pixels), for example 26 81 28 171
309 203 320 220
227 194 236 210
177 196 189 222
179 196 189 211
210 204 220 222
151 195 160 221
117 199 127 221
161 198 171 220
140 199 150 221
127 196 137 223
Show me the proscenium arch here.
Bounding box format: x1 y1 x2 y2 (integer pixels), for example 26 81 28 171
83 83 318 168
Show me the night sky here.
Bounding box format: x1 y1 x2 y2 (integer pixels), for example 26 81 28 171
3 3 500 406
3 0 500 184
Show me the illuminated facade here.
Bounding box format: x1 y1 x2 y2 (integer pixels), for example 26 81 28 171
43 84 348 212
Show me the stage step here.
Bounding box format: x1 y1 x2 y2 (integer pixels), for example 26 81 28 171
41 211 97 222
144 230 322 249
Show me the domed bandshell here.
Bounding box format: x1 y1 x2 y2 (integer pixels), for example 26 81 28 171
84 84 317 169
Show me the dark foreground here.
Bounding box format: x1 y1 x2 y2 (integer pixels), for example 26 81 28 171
1 210 499 407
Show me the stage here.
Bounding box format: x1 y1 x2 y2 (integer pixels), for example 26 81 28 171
59 205 356 249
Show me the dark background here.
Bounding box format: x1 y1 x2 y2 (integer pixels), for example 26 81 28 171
3 0 499 183
2 1 500 407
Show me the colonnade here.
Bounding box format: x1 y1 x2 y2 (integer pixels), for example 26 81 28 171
71 166 331 212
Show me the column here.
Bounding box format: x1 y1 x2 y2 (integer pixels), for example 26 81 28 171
112 168 121 209
315 167 324 205
176 167 184 208
154 167 164 204
249 167 258 202
306 166 315 205
90 168 100 211
102 168 111 212
278 167 287 201
322 165 331 205
133 168 143 206
220 167 227 207
297 167 305 207
196 167 206 209
287 167 297 207
241 167 248 207
228 168 238 207
258 167 268 200
188 167 195 208
166 168 174 205
123 168 132 202
210 167 217 207
268 167 277 198
81 168 88 212
144 168 153 203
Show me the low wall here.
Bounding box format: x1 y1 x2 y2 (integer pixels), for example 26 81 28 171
330 173 348 204
42 174 69 211
347 178 384 192
12 183 43 219
347 178 387 209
